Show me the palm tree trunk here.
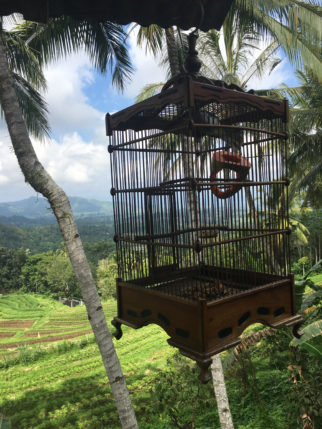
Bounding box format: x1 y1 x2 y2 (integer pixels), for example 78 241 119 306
164 27 233 428
0 35 138 429
182 141 201 265
211 355 234 429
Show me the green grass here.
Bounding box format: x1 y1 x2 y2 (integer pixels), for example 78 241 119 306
0 294 307 428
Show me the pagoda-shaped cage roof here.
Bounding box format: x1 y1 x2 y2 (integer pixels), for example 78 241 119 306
106 76 288 135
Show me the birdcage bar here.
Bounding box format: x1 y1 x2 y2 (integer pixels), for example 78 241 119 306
190 122 288 137
110 134 285 154
115 229 289 246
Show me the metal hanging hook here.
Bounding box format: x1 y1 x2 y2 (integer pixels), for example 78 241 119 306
184 1 205 73
191 1 205 34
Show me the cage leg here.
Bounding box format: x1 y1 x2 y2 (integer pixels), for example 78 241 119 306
292 322 304 339
111 319 123 340
197 359 212 383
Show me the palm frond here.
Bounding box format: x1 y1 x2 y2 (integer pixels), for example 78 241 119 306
242 1 322 81
13 17 133 91
3 28 46 91
136 82 165 103
241 40 280 86
1 72 50 138
298 163 322 189
198 30 227 78
136 25 164 56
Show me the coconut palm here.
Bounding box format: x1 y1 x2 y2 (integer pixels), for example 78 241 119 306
13 17 132 92
1 16 132 136
234 0 322 81
198 23 281 88
136 22 281 101
287 70 322 209
258 68 322 209
136 0 321 84
0 24 49 138
0 17 138 429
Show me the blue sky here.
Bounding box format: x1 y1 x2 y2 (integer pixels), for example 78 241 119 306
0 25 299 203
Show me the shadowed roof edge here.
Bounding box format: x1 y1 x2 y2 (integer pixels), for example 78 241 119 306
0 0 233 31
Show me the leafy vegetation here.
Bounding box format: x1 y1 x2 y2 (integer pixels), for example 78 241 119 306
0 220 114 254
19 250 79 297
0 242 116 298
96 253 117 299
0 293 321 428
0 247 26 293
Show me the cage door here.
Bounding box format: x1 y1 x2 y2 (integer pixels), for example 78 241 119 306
145 190 178 276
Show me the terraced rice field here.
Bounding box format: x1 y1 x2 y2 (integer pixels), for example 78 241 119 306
0 294 177 428
0 295 94 355
0 294 305 429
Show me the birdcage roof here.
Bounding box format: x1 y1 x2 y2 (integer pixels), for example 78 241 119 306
106 75 288 135
1 0 233 31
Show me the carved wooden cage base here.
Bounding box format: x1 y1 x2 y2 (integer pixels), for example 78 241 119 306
112 266 303 382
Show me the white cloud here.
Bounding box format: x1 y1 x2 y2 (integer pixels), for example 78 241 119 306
34 134 110 196
65 163 89 183
43 52 104 137
0 138 29 201
0 175 9 185
0 132 111 202
0 159 9 184
120 26 167 100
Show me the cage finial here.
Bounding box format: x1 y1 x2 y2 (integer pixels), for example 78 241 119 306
185 31 202 75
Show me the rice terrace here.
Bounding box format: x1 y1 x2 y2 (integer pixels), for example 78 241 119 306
0 294 175 428
0 291 321 428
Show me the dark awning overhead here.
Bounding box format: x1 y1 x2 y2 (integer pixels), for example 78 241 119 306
0 0 233 31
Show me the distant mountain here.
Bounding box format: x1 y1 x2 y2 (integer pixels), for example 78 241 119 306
0 197 113 222
0 197 115 253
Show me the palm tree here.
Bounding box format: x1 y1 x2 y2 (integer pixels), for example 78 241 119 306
258 68 322 209
286 70 322 209
0 17 138 429
198 22 281 88
1 22 49 138
234 0 322 81
136 0 321 84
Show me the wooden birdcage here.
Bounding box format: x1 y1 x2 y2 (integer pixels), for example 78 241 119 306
106 34 303 382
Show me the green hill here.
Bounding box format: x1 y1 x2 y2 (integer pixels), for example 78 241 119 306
0 218 114 253
0 197 115 253
0 196 113 221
